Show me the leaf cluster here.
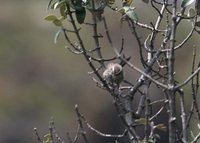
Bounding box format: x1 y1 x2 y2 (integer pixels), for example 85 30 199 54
181 0 200 26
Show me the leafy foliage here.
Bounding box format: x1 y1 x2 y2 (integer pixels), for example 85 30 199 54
119 6 138 22
44 15 63 27
44 15 58 21
125 0 133 6
181 0 195 7
43 134 53 143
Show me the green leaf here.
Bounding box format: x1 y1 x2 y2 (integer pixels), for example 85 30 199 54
75 8 86 24
181 0 195 7
154 123 167 132
108 0 115 5
135 118 147 125
195 0 200 15
54 30 61 44
53 19 63 26
125 0 133 6
43 134 53 143
123 6 138 22
44 15 58 21
72 0 83 10
118 8 125 13
60 4 67 17
44 15 63 26
195 21 200 27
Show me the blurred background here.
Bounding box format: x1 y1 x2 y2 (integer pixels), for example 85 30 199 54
0 0 199 143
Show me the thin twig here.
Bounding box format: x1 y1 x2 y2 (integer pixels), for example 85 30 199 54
177 89 187 143
121 57 168 88
191 132 200 143
83 116 128 138
113 100 140 142
72 125 81 143
127 20 146 68
175 66 200 89
174 22 196 50
66 132 73 143
149 102 167 121
186 48 198 129
34 128 43 143
65 2 112 95
49 118 54 143
74 105 89 143
91 0 103 62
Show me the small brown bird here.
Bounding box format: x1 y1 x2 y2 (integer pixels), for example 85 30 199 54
103 63 124 86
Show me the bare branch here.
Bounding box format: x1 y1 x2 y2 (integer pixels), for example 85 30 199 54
83 116 127 138
113 100 140 142
175 66 200 89
121 58 168 88
45 0 200 142
149 102 167 121
174 22 196 50
177 89 188 143
191 132 200 143
34 128 42 143
74 105 89 143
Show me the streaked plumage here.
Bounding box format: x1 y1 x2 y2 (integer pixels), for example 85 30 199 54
103 63 124 86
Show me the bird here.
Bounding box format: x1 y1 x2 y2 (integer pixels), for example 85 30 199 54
103 63 124 86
